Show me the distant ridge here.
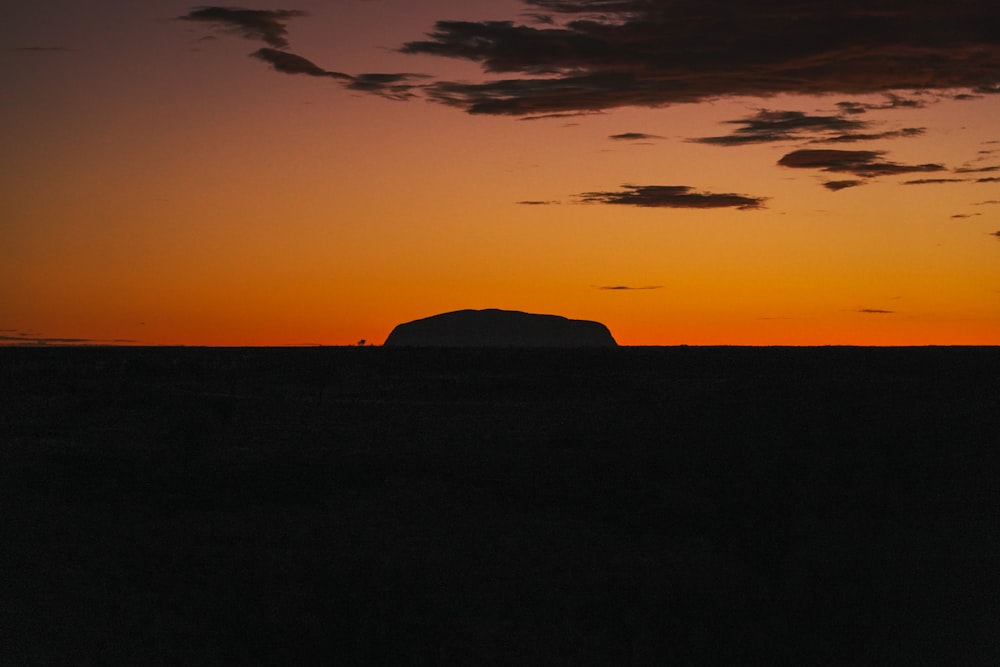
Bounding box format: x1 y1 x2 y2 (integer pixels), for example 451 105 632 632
383 309 617 347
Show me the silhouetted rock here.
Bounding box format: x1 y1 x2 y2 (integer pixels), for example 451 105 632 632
383 309 617 347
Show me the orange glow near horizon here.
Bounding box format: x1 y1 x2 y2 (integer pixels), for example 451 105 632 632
2 3 999 347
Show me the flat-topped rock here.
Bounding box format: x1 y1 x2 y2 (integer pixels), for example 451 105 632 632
383 309 617 347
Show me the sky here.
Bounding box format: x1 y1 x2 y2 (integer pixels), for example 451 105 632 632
3 0 999 346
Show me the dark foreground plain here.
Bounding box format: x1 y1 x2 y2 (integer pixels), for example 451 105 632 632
2 346 998 665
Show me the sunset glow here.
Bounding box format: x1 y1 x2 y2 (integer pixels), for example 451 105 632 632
3 1 999 346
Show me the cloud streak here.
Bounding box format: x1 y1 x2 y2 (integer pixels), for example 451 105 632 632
597 285 663 290
836 95 928 114
902 178 967 185
609 132 663 141
811 127 926 144
954 165 1000 174
689 108 928 146
690 110 865 146
822 180 865 191
0 332 138 345
178 7 306 49
778 149 946 179
181 10 429 101
345 72 429 100
251 48 351 79
576 184 766 210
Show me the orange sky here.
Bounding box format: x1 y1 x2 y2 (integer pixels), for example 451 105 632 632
3 1 999 345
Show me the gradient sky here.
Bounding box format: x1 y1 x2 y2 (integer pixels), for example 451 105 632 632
3 0 999 346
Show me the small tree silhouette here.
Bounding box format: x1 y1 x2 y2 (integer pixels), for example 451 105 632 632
357 339 366 346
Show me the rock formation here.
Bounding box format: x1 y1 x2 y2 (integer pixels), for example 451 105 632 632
383 309 617 347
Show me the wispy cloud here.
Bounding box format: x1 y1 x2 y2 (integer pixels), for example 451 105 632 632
518 111 604 121
251 48 351 78
689 108 926 147
836 94 928 115
181 9 429 100
954 165 1000 174
516 200 561 205
951 213 982 219
810 128 925 144
778 149 946 179
902 178 968 185
576 184 767 210
823 180 865 191
858 309 895 314
0 331 138 346
178 7 306 49
610 132 663 141
346 72 429 100
597 285 663 290
899 174 1000 185
690 110 866 146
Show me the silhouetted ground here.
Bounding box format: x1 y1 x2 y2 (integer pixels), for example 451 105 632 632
2 346 998 665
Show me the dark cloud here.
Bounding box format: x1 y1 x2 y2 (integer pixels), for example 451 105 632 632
691 110 865 146
417 73 657 115
597 285 663 290
836 101 868 115
811 127 925 144
521 13 557 25
864 94 928 111
517 200 561 205
178 7 306 49
902 178 968 185
974 200 1000 206
837 93 927 115
858 309 894 314
182 2 1000 123
951 213 981 219
976 177 1000 183
251 48 351 78
823 180 865 191
610 132 662 141
576 184 767 210
691 108 925 147
518 111 604 121
249 49 425 99
527 1 652 14
345 73 429 100
397 1 1000 115
778 149 946 178
955 165 1000 174
0 332 137 345
991 231 1000 240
